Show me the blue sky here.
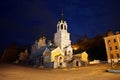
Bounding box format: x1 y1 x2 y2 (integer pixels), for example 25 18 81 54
0 0 120 52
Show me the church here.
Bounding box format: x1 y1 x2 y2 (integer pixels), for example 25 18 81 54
54 12 73 61
30 13 73 68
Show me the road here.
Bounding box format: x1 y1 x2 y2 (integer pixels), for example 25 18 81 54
0 63 120 80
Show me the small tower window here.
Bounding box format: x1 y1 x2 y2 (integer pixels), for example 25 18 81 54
61 24 63 30
64 25 66 30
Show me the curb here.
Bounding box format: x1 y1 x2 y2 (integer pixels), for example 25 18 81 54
62 68 81 71
107 69 120 73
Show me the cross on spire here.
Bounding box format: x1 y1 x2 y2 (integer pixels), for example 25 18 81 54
61 11 64 20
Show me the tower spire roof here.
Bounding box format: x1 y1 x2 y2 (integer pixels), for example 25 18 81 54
61 11 64 20
60 11 64 21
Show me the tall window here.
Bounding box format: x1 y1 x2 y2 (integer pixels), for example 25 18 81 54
64 25 66 30
110 47 112 50
114 39 116 43
45 55 50 62
65 51 67 56
111 54 113 58
117 53 120 58
115 46 118 50
108 40 110 44
61 24 63 30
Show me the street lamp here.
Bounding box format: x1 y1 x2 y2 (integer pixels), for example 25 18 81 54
108 41 113 68
73 47 77 50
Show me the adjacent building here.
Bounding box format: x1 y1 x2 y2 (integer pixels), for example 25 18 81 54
104 31 120 63
31 36 46 54
72 51 88 67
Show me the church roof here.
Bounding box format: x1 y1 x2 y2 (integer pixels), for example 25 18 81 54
30 46 47 58
47 45 57 51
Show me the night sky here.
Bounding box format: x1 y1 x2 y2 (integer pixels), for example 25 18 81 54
0 0 120 52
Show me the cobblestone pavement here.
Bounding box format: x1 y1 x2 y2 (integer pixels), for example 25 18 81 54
0 63 120 80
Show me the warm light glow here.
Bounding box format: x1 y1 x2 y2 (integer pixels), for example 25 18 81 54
72 44 79 50
74 47 77 50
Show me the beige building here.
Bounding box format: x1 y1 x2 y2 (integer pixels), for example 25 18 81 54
104 32 120 63
73 51 88 67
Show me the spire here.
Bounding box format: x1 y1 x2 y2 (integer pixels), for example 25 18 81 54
60 11 64 21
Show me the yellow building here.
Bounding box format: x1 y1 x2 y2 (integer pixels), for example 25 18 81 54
73 51 88 67
104 32 120 63
43 47 65 68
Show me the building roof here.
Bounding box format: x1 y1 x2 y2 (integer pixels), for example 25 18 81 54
30 46 47 58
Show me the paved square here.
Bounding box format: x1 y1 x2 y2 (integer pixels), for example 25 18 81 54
0 63 120 80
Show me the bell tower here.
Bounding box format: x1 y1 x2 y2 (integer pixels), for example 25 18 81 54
54 12 73 59
57 12 67 32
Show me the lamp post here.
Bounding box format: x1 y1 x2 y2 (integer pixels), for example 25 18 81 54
108 42 113 68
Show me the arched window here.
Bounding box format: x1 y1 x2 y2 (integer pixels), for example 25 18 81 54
64 25 66 30
108 40 110 44
65 51 67 56
61 24 63 30
117 53 120 58
115 46 118 50
114 39 116 43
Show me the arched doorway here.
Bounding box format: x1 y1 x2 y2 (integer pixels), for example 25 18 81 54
76 61 79 66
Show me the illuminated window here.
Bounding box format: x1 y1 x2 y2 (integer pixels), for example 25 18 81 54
108 40 110 44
